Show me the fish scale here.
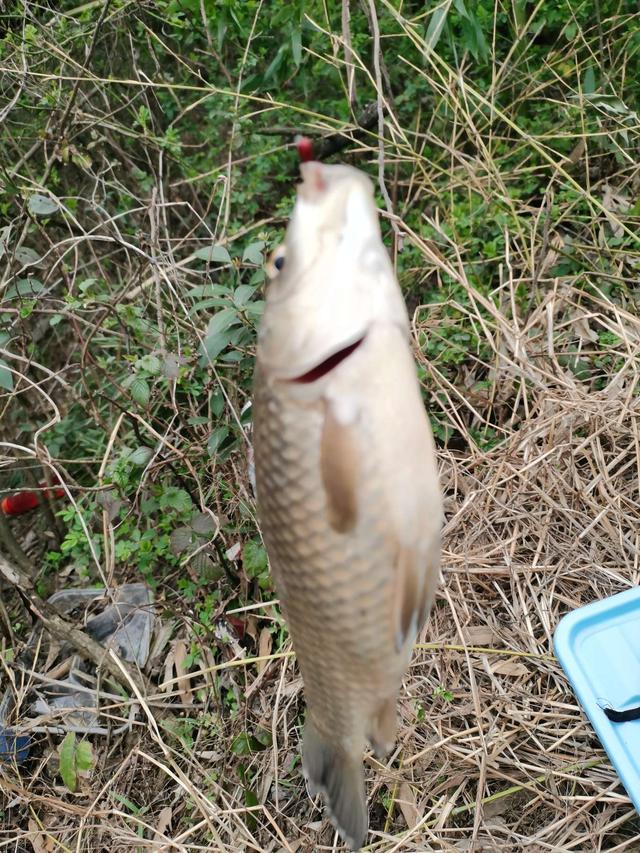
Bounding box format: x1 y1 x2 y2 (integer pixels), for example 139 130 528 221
253 374 400 715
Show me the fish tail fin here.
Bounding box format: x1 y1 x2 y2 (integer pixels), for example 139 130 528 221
368 695 397 758
302 716 367 851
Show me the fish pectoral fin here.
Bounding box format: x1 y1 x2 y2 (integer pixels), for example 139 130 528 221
393 546 429 652
303 717 367 851
320 401 359 534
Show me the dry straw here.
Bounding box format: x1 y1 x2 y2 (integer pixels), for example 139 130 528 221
1 2 639 851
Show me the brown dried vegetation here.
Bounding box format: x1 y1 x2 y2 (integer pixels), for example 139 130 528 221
1 2 639 851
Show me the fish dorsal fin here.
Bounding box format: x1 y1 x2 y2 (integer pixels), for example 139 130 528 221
320 400 359 534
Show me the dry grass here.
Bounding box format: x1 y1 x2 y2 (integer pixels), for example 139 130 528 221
1 2 640 851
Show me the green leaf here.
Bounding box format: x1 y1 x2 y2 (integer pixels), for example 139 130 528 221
111 792 140 814
71 149 92 170
582 93 636 118
191 512 217 535
187 284 229 299
127 446 153 466
425 2 449 53
512 0 528 30
193 245 231 264
127 376 150 407
253 728 272 748
28 194 59 216
249 268 266 286
291 26 302 66
583 67 596 95
170 525 194 555
15 247 42 267
242 540 268 577
244 300 265 318
135 354 162 375
201 308 241 362
460 14 488 62
189 297 229 314
207 425 229 455
79 277 97 293
201 328 237 363
205 307 240 337
563 21 577 41
453 0 469 19
242 241 265 265
245 788 259 808
189 552 223 580
473 17 489 61
0 359 13 391
75 740 93 773
233 284 256 308
210 391 225 418
231 733 253 756
159 487 193 514
58 732 84 794
264 44 287 80
3 278 44 300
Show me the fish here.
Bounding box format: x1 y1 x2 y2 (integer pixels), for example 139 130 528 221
252 156 442 850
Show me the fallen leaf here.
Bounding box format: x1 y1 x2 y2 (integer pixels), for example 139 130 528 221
461 626 496 645
280 676 304 697
245 614 258 643
540 232 564 275
225 541 241 561
601 183 631 237
227 616 246 640
148 621 175 670
567 138 585 164
257 627 272 673
160 645 175 693
491 659 529 677
397 781 421 829
569 309 598 343
155 805 173 837
173 640 193 705
484 793 524 818
27 819 55 853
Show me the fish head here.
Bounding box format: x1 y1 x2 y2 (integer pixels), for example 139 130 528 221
257 161 408 381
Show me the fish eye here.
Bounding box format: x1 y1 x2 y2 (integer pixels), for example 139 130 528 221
266 245 286 279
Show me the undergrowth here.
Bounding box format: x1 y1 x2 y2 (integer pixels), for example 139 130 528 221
0 1 639 850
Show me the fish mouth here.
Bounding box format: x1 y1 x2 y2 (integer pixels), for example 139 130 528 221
287 335 366 384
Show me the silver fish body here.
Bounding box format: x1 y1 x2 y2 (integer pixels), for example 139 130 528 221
253 161 442 850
